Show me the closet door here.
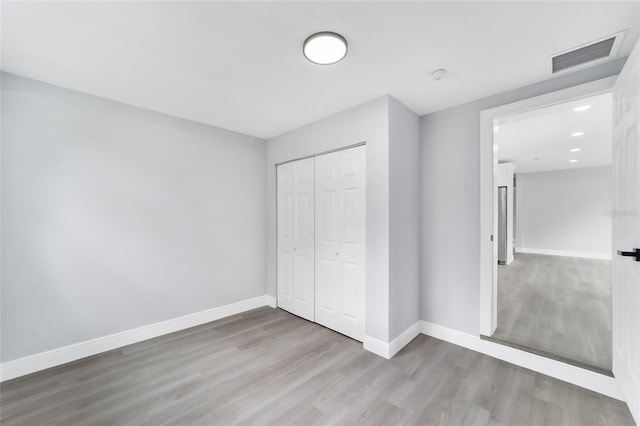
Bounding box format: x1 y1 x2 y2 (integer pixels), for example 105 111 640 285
315 146 366 341
277 158 315 321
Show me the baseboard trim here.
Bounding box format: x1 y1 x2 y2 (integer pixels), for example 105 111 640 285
266 295 277 308
363 335 391 359
363 321 422 360
516 247 611 260
420 321 623 401
0 295 272 382
2 301 622 401
389 321 422 358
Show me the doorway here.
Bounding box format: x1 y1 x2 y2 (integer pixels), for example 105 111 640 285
491 92 613 373
479 41 640 422
478 76 618 356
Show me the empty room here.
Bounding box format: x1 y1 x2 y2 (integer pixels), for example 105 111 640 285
1 2 639 425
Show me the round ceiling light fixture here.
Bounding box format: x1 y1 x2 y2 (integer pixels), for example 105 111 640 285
303 32 348 65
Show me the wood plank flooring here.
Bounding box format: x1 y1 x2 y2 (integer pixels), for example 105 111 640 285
1 306 633 425
493 253 612 372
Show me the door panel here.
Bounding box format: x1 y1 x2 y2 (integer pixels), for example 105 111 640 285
277 163 295 313
343 188 359 243
320 191 337 242
316 257 339 330
612 39 640 423
279 252 293 296
295 193 310 240
292 159 315 320
341 262 358 318
277 158 315 321
315 146 366 341
293 252 314 313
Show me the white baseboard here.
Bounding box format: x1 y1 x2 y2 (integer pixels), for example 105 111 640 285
363 335 391 359
266 295 277 308
0 295 272 382
363 321 422 359
2 298 623 402
420 321 623 401
516 247 611 260
389 321 422 358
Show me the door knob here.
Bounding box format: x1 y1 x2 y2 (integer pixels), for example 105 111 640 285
617 248 640 262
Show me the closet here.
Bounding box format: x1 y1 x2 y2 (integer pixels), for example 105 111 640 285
277 145 366 341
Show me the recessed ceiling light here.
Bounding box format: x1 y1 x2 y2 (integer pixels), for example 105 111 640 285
571 131 585 137
303 32 348 65
569 159 579 163
574 105 591 112
570 148 582 152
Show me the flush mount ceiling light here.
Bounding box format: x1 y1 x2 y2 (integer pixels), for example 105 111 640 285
303 32 348 65
574 104 592 112
570 148 582 152
571 131 585 137
569 159 579 163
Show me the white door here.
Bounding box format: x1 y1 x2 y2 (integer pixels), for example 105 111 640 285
612 39 640 423
277 158 315 321
315 146 366 341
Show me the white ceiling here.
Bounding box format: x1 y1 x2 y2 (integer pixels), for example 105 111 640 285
1 2 638 139
495 92 612 174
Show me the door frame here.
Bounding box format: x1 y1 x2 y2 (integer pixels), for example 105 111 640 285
479 75 617 337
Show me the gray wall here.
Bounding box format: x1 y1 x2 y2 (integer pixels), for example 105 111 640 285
1 73 267 361
267 96 391 341
420 58 625 335
2 57 623 361
388 98 421 340
516 166 612 257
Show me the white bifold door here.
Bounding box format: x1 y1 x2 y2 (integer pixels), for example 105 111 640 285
315 146 366 341
277 158 315 321
276 146 366 341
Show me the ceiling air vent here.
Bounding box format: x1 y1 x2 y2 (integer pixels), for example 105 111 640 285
548 31 626 75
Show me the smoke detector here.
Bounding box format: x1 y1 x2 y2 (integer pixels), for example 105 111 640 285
432 69 447 80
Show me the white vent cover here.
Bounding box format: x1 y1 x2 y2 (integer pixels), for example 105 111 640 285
547 31 626 75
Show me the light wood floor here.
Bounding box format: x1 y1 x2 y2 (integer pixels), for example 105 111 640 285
493 253 612 372
1 307 632 425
